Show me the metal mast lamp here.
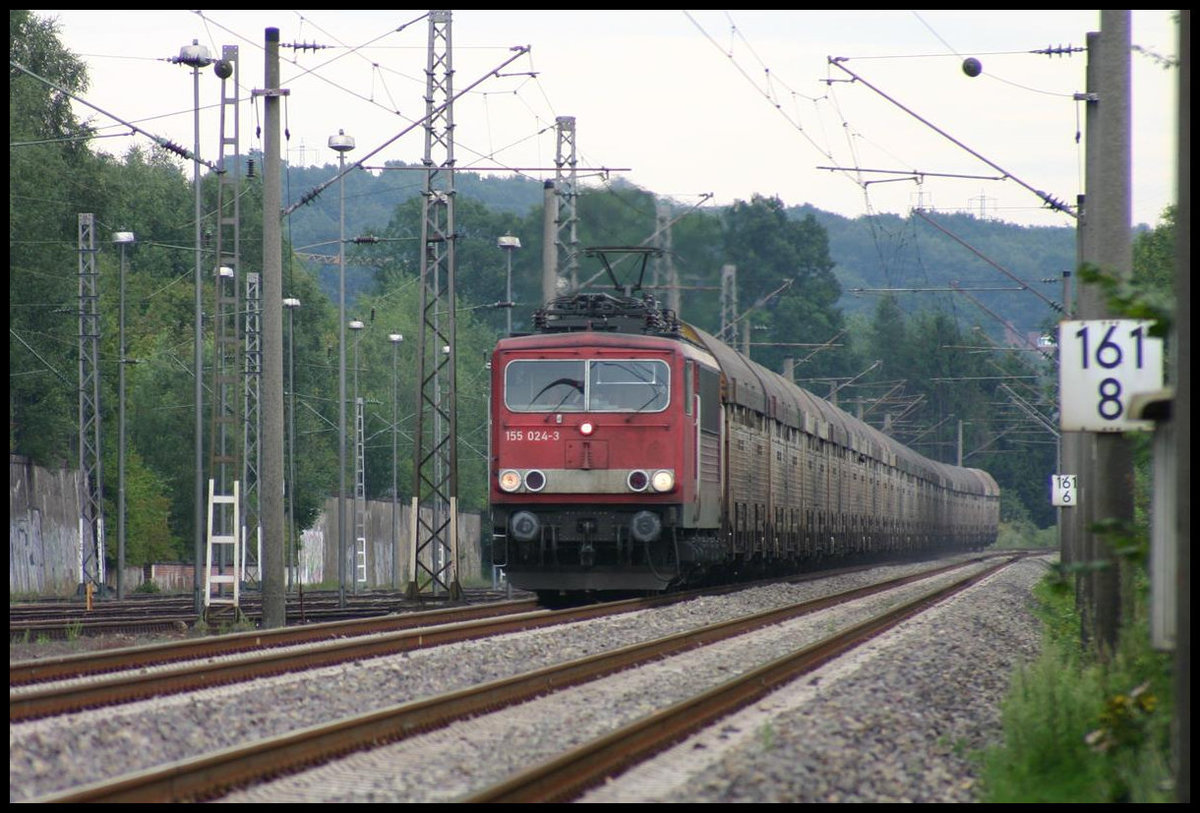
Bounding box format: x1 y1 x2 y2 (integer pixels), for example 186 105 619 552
329 128 355 607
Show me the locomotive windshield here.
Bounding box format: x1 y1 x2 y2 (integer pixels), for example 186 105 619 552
504 358 669 413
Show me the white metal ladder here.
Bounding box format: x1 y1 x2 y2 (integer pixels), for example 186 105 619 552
205 479 240 609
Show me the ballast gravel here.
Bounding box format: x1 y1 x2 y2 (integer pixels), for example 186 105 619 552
9 554 1050 803
585 555 1050 803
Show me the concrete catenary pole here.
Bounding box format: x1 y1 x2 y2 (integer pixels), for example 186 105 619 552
1061 31 1101 628
1076 12 1133 656
1172 13 1189 802
259 27 286 628
542 180 557 303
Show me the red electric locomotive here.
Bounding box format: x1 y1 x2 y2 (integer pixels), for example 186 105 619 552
489 248 1000 602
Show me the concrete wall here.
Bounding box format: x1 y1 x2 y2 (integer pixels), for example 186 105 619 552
300 497 483 590
9 455 83 596
9 452 483 596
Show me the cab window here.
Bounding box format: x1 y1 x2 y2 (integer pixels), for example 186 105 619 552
504 358 669 413
504 360 585 412
588 359 669 412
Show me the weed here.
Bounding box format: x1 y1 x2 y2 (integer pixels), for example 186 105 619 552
217 611 257 635
943 736 970 759
976 576 1174 802
758 721 776 751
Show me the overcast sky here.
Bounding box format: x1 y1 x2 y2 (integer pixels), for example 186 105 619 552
29 10 1180 229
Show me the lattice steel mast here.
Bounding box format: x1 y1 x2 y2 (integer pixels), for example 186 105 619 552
654 200 680 315
554 116 579 291
407 9 462 600
243 271 261 579
77 213 105 592
720 264 738 344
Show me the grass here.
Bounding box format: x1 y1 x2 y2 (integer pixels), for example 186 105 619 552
758 721 777 751
993 519 1058 550
217 611 257 635
975 560 1175 802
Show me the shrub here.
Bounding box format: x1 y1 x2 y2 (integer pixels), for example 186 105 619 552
977 575 1174 802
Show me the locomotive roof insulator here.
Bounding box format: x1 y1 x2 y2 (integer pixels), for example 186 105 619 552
531 246 684 337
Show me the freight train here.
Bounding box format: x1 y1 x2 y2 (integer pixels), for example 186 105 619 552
489 248 1000 602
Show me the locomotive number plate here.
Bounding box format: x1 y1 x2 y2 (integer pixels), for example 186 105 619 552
504 429 561 442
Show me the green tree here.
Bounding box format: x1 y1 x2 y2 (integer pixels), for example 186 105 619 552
1132 206 1175 291
102 446 178 569
9 10 98 465
720 195 843 378
342 267 503 513
283 258 342 533
867 294 909 369
122 330 197 553
852 290 1060 526
664 201 726 331
575 182 663 254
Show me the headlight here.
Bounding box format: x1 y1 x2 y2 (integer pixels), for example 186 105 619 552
524 469 546 492
627 470 649 492
498 470 522 492
650 469 676 492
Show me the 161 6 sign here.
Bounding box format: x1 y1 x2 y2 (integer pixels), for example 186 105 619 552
1051 474 1077 507
1058 319 1163 432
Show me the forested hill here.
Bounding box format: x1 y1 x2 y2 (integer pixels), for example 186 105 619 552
792 204 1077 338
284 159 1077 341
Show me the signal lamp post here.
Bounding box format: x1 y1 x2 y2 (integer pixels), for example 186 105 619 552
389 332 404 589
498 234 521 335
283 297 301 590
174 38 214 614
349 318 365 594
113 231 136 599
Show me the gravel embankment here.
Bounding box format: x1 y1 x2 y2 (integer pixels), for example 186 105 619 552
9 554 1050 803
586 554 1051 803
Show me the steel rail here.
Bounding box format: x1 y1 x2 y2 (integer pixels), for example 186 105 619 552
21 557 1003 803
10 599 538 689
10 557 940 690
464 556 1018 803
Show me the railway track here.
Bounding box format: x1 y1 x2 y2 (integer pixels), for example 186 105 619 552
15 553 1028 803
9 562 879 718
466 556 1015 803
9 587 522 641
11 554 1002 704
9 597 539 700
